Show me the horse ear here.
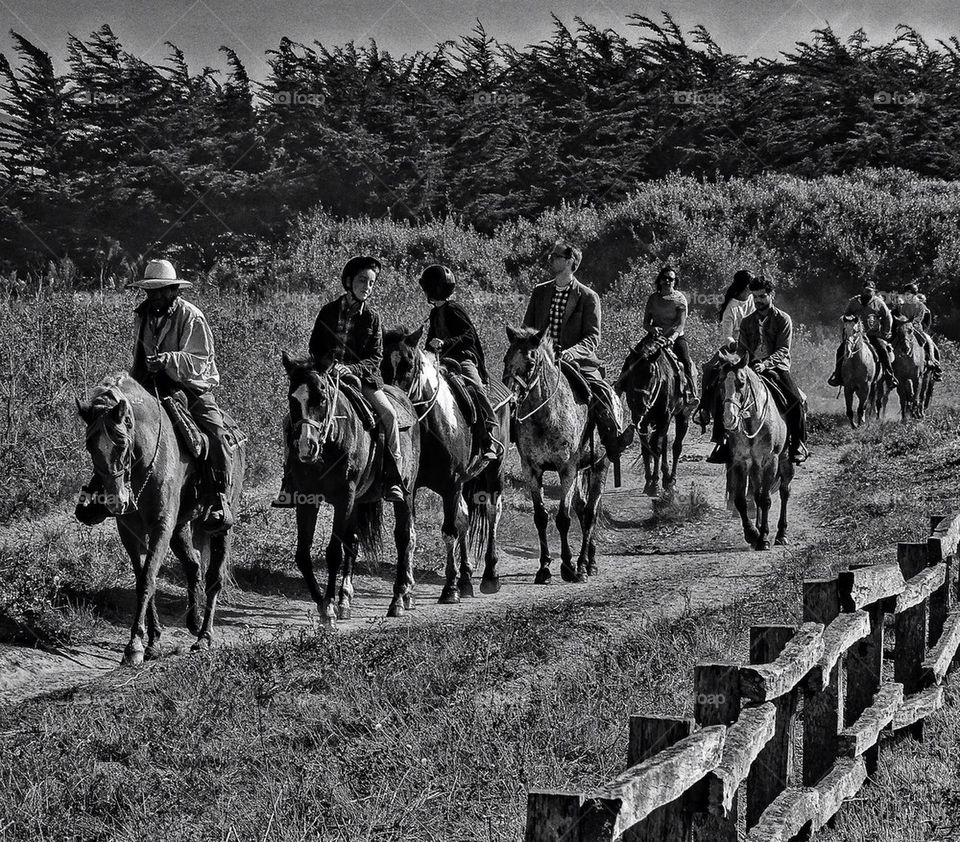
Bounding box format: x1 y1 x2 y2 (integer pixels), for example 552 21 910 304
533 325 548 344
76 397 92 422
281 350 295 373
108 399 126 423
505 324 520 343
407 325 424 347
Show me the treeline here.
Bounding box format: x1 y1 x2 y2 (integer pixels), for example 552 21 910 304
3 17 960 279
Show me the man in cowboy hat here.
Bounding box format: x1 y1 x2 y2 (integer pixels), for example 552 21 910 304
75 259 235 529
419 264 502 463
895 283 942 380
827 279 897 388
272 255 407 505
522 240 631 468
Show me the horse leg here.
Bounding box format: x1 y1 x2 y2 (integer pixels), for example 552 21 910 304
338 527 358 621
577 463 608 578
192 530 230 650
388 500 416 617
655 428 668 495
641 434 655 496
322 504 353 626
169 523 203 638
439 487 463 604
775 474 792 546
455 491 475 599
122 519 174 666
755 477 773 551
557 466 581 583
666 413 688 491
730 463 758 546
479 472 503 595
526 466 553 584
294 504 324 609
844 386 855 428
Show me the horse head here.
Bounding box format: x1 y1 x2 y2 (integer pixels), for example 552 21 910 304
842 315 865 353
381 325 425 391
620 336 670 430
719 352 759 434
76 380 137 516
282 350 336 464
503 324 554 399
891 316 917 353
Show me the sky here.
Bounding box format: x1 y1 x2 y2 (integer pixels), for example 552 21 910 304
2 0 960 82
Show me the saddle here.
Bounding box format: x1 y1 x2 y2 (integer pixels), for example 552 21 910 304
337 376 415 432
161 391 246 462
440 365 478 426
559 359 593 405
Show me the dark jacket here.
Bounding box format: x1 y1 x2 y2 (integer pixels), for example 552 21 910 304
738 306 793 371
308 295 384 389
426 300 489 382
844 294 892 338
522 278 602 368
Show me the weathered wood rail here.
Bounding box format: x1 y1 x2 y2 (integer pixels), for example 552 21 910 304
525 513 960 842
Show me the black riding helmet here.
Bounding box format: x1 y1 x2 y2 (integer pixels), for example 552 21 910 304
419 264 455 300
341 255 382 290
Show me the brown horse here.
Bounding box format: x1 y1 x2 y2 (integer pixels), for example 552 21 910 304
891 318 927 420
281 352 420 623
616 333 689 496
382 327 510 603
719 353 794 550
77 374 246 665
503 325 612 584
839 316 886 427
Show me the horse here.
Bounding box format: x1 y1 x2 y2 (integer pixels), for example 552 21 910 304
381 327 510 603
281 352 420 623
839 315 885 427
718 353 794 550
76 373 246 665
891 318 927 420
503 325 613 584
616 333 689 496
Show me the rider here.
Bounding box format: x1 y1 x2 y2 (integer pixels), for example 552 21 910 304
272 255 406 506
521 240 631 464
639 265 698 405
827 279 897 389
708 275 810 465
75 259 234 530
895 283 942 380
419 264 502 463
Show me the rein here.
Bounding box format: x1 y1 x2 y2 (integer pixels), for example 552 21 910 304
293 370 344 448
513 354 564 422
406 351 442 423
723 370 771 440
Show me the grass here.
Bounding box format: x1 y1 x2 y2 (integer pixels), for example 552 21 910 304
648 481 711 526
1 405 958 840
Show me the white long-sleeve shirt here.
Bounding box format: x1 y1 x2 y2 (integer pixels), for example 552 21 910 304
134 297 220 391
720 295 755 341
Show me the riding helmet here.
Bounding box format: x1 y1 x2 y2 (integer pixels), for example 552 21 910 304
341 255 382 290
419 264 456 300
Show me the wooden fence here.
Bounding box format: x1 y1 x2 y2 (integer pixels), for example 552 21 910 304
525 513 960 842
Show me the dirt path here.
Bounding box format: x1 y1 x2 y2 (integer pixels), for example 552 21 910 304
0 436 837 706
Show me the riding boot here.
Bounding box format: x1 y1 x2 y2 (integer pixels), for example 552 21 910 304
471 386 503 463
382 452 407 503
827 345 843 387
706 408 729 464
75 475 110 525
199 468 234 532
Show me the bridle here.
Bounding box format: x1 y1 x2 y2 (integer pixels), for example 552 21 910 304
843 321 865 357
291 369 345 451
722 368 770 439
509 349 564 422
84 386 162 510
405 349 442 423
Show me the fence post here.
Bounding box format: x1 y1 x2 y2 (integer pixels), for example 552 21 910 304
927 535 953 645
845 563 885 776
525 792 584 842
624 716 695 842
895 542 929 741
803 579 843 786
745 625 798 829
691 663 740 842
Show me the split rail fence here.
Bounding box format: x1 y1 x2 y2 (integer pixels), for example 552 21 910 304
525 513 960 842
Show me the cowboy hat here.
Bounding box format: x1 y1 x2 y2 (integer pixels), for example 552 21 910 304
127 259 193 290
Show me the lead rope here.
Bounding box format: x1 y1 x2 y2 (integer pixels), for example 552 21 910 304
515 363 564 422
131 384 163 509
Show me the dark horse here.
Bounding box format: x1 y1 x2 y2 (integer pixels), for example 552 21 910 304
891 318 929 420
503 325 613 584
382 327 510 603
616 333 690 496
281 352 420 623
838 315 886 427
77 374 246 665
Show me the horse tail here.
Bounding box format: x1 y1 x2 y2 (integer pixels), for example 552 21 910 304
356 500 384 564
464 474 491 567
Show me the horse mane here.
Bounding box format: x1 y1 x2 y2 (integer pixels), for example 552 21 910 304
88 372 147 411
383 325 411 347
508 326 557 361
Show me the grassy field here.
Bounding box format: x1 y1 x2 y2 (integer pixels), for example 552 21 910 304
0 407 957 840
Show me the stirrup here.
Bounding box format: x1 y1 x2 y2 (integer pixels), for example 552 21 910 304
706 442 729 464
827 373 841 387
200 497 234 531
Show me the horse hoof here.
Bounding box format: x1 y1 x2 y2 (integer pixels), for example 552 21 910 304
587 563 598 577
480 576 501 595
755 539 771 551
186 608 202 637
575 571 589 584
337 605 352 621
121 643 144 667
744 530 760 545
144 644 163 662
387 600 404 618
560 563 578 583
775 534 788 546
438 586 460 605
458 579 475 599
534 568 552 585
191 634 212 653
403 594 413 610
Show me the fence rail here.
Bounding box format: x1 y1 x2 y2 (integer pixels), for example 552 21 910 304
525 512 960 842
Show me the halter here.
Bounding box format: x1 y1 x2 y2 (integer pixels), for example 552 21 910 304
406 350 443 423
292 369 344 450
84 385 163 510
722 369 770 440
510 350 565 423
842 321 865 357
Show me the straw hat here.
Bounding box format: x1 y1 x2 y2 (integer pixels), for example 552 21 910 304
127 259 193 290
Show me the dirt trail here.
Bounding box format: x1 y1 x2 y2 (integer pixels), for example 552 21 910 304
0 436 837 706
